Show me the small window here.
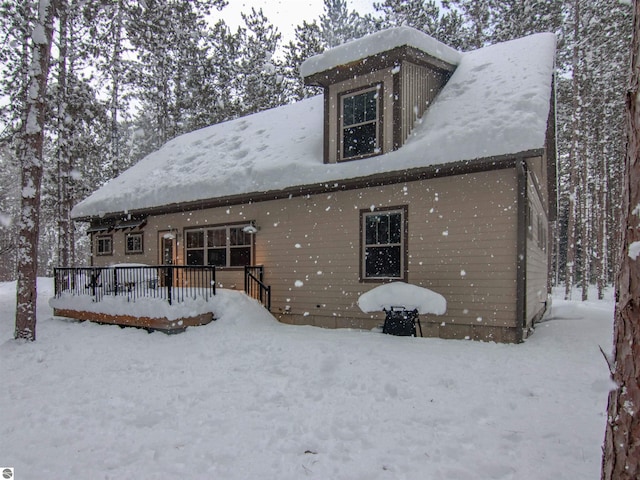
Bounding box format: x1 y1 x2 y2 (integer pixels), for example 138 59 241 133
527 204 534 238
361 207 406 280
96 235 113 256
341 86 381 160
125 233 143 254
537 217 547 251
185 225 253 267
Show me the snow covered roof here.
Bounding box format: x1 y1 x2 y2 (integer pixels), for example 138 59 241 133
72 32 556 220
299 26 461 78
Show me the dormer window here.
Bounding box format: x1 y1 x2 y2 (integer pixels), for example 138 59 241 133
300 28 458 164
340 85 381 160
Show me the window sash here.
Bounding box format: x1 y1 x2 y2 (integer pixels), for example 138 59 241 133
341 87 380 160
362 209 404 279
125 233 143 254
96 236 112 256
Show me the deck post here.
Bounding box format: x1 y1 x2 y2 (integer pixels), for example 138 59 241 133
167 265 173 305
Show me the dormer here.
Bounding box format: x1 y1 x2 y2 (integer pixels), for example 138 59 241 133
300 27 461 164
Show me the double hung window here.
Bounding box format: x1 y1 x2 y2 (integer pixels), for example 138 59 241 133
96 235 113 256
341 86 381 160
185 226 252 267
125 233 143 254
361 208 406 280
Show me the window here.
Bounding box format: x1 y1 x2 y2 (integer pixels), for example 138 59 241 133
341 86 381 160
125 233 143 254
537 217 547 251
361 207 406 280
185 226 252 267
96 235 113 256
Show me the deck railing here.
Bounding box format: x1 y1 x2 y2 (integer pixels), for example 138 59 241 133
54 265 216 305
245 265 271 311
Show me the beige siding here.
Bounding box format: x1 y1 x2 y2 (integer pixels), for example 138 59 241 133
526 156 549 211
400 62 447 144
525 170 549 328
92 168 519 341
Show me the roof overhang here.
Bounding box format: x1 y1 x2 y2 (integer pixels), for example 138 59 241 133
73 150 544 223
304 45 457 88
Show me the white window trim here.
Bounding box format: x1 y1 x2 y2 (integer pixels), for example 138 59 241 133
339 85 382 161
361 207 406 281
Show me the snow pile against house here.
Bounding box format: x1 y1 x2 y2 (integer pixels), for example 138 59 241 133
71 29 556 220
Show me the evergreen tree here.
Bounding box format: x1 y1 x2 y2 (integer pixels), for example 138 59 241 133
601 2 640 476
319 0 376 48
445 0 493 49
235 8 287 115
490 0 563 42
374 0 465 49
282 21 325 101
14 0 58 341
126 0 225 154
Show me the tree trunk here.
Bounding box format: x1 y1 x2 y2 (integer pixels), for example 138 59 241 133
601 1 640 477
56 0 70 268
565 0 581 300
14 0 57 341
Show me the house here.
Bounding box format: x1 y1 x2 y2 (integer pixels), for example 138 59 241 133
68 27 557 343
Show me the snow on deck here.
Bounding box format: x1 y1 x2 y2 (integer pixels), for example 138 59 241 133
71 32 556 220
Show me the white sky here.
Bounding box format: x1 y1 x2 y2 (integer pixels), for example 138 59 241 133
209 0 379 43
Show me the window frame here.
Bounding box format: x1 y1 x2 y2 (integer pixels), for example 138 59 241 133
338 84 383 161
125 232 144 255
360 206 408 282
96 235 113 256
184 223 254 268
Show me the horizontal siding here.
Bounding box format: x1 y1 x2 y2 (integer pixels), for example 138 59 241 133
92 168 519 338
526 171 549 327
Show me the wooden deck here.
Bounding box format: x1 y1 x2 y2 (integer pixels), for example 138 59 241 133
53 308 215 333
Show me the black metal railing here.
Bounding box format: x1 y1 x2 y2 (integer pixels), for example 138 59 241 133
245 265 271 311
54 265 216 305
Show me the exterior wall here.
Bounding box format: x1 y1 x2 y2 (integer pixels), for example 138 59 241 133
327 68 395 163
526 155 549 213
525 167 550 330
91 168 520 342
399 61 448 144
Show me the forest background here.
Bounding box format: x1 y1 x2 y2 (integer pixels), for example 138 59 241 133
0 0 632 301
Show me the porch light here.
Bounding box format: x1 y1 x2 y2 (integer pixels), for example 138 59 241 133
243 222 259 234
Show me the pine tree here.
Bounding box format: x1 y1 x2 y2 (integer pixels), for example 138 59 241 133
445 0 493 49
374 0 465 48
14 0 58 341
126 0 225 154
282 21 325 101
319 0 376 48
235 8 286 115
601 2 640 476
491 0 563 42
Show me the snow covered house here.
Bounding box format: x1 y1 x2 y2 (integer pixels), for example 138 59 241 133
69 27 557 343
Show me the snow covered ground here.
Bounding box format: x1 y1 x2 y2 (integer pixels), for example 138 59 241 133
0 279 613 479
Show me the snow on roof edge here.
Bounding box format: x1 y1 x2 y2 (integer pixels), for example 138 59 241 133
300 26 462 78
71 147 547 222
